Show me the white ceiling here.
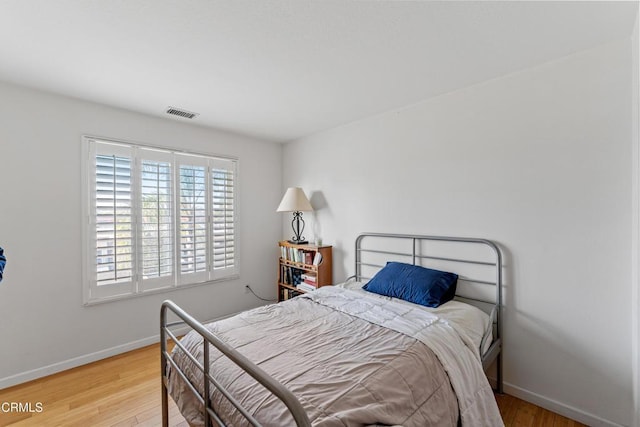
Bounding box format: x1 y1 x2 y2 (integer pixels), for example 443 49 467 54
0 1 636 142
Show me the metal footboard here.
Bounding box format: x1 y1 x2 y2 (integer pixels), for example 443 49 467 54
160 300 311 427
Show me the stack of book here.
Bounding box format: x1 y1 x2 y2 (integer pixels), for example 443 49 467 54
296 274 317 292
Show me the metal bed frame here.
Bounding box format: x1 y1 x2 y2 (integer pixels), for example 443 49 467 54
160 300 311 427
160 232 503 427
354 233 503 393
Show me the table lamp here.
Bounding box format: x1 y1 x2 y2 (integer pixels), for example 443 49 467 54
277 187 313 244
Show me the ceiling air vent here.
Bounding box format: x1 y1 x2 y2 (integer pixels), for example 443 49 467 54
165 106 199 119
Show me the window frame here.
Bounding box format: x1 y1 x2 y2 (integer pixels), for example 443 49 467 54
81 135 239 305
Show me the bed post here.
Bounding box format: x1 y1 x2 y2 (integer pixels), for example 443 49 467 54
495 241 503 394
355 234 364 281
483 238 503 394
160 304 169 427
412 238 417 265
203 340 211 427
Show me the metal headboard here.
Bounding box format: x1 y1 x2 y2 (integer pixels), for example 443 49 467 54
354 232 503 392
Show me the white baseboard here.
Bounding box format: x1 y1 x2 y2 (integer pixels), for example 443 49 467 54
501 381 625 427
0 316 220 390
0 334 161 390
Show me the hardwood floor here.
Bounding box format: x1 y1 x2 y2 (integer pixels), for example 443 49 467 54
0 344 186 427
0 343 585 426
495 394 585 427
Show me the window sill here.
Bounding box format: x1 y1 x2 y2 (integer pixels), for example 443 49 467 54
83 274 240 306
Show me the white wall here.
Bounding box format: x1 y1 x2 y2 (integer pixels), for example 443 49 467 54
0 81 282 387
283 40 632 426
632 7 640 427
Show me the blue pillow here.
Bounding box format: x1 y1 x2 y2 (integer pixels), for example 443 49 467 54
363 262 458 308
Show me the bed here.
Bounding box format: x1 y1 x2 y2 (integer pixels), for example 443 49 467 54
161 233 504 427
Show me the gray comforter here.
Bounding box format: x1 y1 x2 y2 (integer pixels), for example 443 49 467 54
168 287 500 426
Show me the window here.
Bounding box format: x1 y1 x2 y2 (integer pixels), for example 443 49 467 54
82 136 238 304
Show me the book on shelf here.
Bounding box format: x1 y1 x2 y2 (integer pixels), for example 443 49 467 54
281 266 304 285
312 252 322 266
296 282 316 293
281 288 304 300
301 274 317 287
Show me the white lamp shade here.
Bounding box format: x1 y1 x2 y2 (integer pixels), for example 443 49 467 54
277 187 313 212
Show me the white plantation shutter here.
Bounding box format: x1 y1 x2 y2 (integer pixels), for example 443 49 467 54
177 156 209 284
211 159 237 278
139 149 174 291
88 142 135 300
83 137 239 304
96 155 134 284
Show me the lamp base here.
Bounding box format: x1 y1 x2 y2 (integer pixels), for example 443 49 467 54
288 239 308 245
288 211 308 245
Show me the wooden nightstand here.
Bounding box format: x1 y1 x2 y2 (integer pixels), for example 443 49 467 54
277 241 332 302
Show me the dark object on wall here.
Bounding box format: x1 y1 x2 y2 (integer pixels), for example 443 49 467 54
0 247 5 282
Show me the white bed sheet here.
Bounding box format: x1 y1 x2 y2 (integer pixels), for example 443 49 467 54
334 280 493 358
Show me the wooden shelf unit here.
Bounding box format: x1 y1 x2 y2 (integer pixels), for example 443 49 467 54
278 240 332 302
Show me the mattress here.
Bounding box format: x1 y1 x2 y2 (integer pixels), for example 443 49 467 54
167 285 502 427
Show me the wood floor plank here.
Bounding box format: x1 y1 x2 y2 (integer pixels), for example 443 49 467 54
513 399 538 427
496 393 518 425
533 407 556 427
0 343 587 426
